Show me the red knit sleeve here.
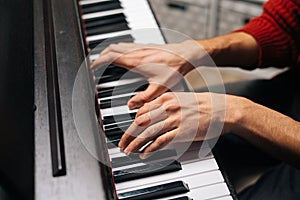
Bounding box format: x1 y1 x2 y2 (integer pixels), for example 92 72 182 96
235 0 300 68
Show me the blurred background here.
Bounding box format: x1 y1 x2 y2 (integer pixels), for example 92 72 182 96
149 0 285 90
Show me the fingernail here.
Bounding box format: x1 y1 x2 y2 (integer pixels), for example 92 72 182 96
123 148 130 155
118 144 124 151
139 153 149 160
128 102 136 110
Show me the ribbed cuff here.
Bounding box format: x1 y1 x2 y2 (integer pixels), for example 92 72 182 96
234 0 299 68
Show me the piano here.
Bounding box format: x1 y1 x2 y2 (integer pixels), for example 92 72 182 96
0 0 236 199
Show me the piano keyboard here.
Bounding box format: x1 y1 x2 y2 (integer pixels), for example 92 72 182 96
78 0 234 199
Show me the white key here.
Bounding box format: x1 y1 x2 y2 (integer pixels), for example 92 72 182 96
101 105 137 117
117 169 225 193
156 183 231 200
116 158 220 191
97 77 144 88
82 9 124 20
99 92 138 102
213 195 234 200
79 0 112 6
87 30 132 42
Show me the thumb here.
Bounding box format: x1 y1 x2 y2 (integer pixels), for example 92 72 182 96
128 83 167 109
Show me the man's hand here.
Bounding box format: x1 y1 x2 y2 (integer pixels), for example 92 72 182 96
118 92 243 158
91 41 210 109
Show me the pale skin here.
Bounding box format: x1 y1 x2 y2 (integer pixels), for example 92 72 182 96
91 32 300 168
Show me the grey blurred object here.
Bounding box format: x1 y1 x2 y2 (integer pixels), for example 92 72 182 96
150 0 266 41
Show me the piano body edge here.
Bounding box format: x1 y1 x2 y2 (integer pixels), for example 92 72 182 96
34 0 115 199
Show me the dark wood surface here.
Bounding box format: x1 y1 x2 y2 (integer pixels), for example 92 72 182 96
34 0 113 199
0 0 34 199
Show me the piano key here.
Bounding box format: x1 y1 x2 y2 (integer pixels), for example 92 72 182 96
89 34 134 49
156 183 231 200
87 29 131 43
213 196 234 200
111 149 177 168
86 21 129 36
115 157 219 191
82 0 122 14
104 119 133 130
97 77 144 89
113 160 182 183
105 124 129 137
79 0 116 6
97 73 140 86
168 197 192 200
101 105 137 117
84 13 126 29
94 64 128 77
97 81 148 98
103 112 136 125
97 78 147 90
117 170 224 198
118 180 189 200
100 94 134 109
107 141 121 150
99 92 138 102
107 134 122 142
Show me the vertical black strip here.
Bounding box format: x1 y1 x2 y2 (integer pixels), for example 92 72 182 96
43 0 66 177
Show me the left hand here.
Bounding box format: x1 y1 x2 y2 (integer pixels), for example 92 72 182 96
119 92 241 158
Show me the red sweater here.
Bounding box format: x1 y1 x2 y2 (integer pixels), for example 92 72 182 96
236 0 300 68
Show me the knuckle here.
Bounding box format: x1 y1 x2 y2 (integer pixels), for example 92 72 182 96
164 103 180 112
134 116 146 127
155 136 168 146
108 43 117 49
161 92 173 100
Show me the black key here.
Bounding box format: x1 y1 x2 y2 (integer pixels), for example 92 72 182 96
97 72 140 86
105 123 131 137
100 94 134 109
111 149 177 168
88 34 134 49
169 196 193 200
105 120 133 130
85 13 126 29
94 65 127 79
113 160 182 183
118 181 189 200
82 1 122 14
103 112 136 125
86 21 129 36
97 80 148 98
107 134 122 142
107 135 122 148
107 139 120 148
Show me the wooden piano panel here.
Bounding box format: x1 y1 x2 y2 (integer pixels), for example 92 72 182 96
34 0 114 199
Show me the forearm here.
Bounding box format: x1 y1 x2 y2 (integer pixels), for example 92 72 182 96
196 32 259 69
230 98 300 168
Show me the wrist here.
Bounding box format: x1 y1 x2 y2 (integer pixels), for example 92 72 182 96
224 96 254 134
180 40 215 70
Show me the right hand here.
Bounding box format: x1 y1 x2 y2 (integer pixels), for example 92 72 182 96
91 40 210 109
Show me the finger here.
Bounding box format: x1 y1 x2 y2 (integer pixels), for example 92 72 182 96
128 84 167 109
119 107 167 150
119 106 167 149
136 101 161 118
118 122 145 150
139 129 178 159
90 52 121 69
135 107 168 127
124 120 175 154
